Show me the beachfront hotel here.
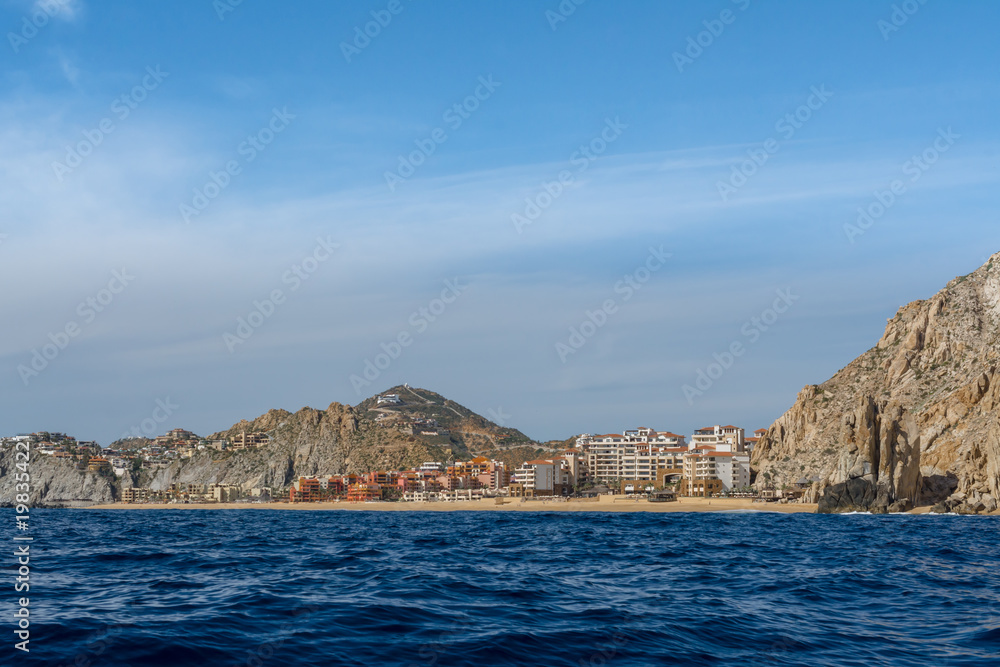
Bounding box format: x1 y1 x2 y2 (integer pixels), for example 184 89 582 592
575 425 755 496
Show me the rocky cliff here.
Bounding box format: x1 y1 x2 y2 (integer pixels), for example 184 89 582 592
753 252 1000 513
0 447 118 507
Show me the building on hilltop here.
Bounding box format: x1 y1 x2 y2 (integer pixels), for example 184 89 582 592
87 456 111 472
230 431 270 450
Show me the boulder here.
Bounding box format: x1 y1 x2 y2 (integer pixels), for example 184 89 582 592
984 494 997 512
818 477 883 513
888 498 913 513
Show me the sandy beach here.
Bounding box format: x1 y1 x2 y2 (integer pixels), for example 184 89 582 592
86 496 820 513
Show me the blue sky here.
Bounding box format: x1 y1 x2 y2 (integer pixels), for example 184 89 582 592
2 0 999 445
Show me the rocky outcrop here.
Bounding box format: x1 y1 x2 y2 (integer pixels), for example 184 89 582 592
0 447 117 506
754 252 1000 513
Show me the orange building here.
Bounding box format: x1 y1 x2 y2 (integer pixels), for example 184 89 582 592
290 477 322 502
346 483 380 503
326 477 346 497
87 456 111 472
396 471 420 492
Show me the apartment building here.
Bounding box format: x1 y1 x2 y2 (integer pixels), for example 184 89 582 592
396 471 420 492
365 471 396 486
231 431 270 450
210 484 244 502
577 425 755 495
87 456 111 472
690 425 746 453
289 477 322 502
449 456 508 490
122 487 152 503
582 428 688 486
438 489 485 502
510 459 565 497
346 483 380 502
154 428 198 446
680 450 751 496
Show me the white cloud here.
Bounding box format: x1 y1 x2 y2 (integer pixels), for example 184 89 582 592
56 50 80 86
31 0 81 21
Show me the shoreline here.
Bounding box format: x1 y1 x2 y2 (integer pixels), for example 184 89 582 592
69 499 1000 515
83 497 820 513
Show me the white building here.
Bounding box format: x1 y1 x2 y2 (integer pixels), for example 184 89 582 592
690 425 746 453
512 460 569 496
682 450 751 494
580 428 688 485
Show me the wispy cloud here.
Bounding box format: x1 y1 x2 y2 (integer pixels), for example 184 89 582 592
31 0 82 21
55 49 80 85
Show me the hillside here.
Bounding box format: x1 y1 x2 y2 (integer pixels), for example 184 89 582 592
0 446 118 506
752 251 1000 513
144 387 541 492
353 384 536 451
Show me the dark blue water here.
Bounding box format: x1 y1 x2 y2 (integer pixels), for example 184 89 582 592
7 509 1000 666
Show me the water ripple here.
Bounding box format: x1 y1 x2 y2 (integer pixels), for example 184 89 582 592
8 509 1000 666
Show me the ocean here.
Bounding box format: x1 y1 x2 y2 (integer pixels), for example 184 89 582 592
9 509 1000 666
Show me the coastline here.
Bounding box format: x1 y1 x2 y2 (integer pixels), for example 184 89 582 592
83 496 820 513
